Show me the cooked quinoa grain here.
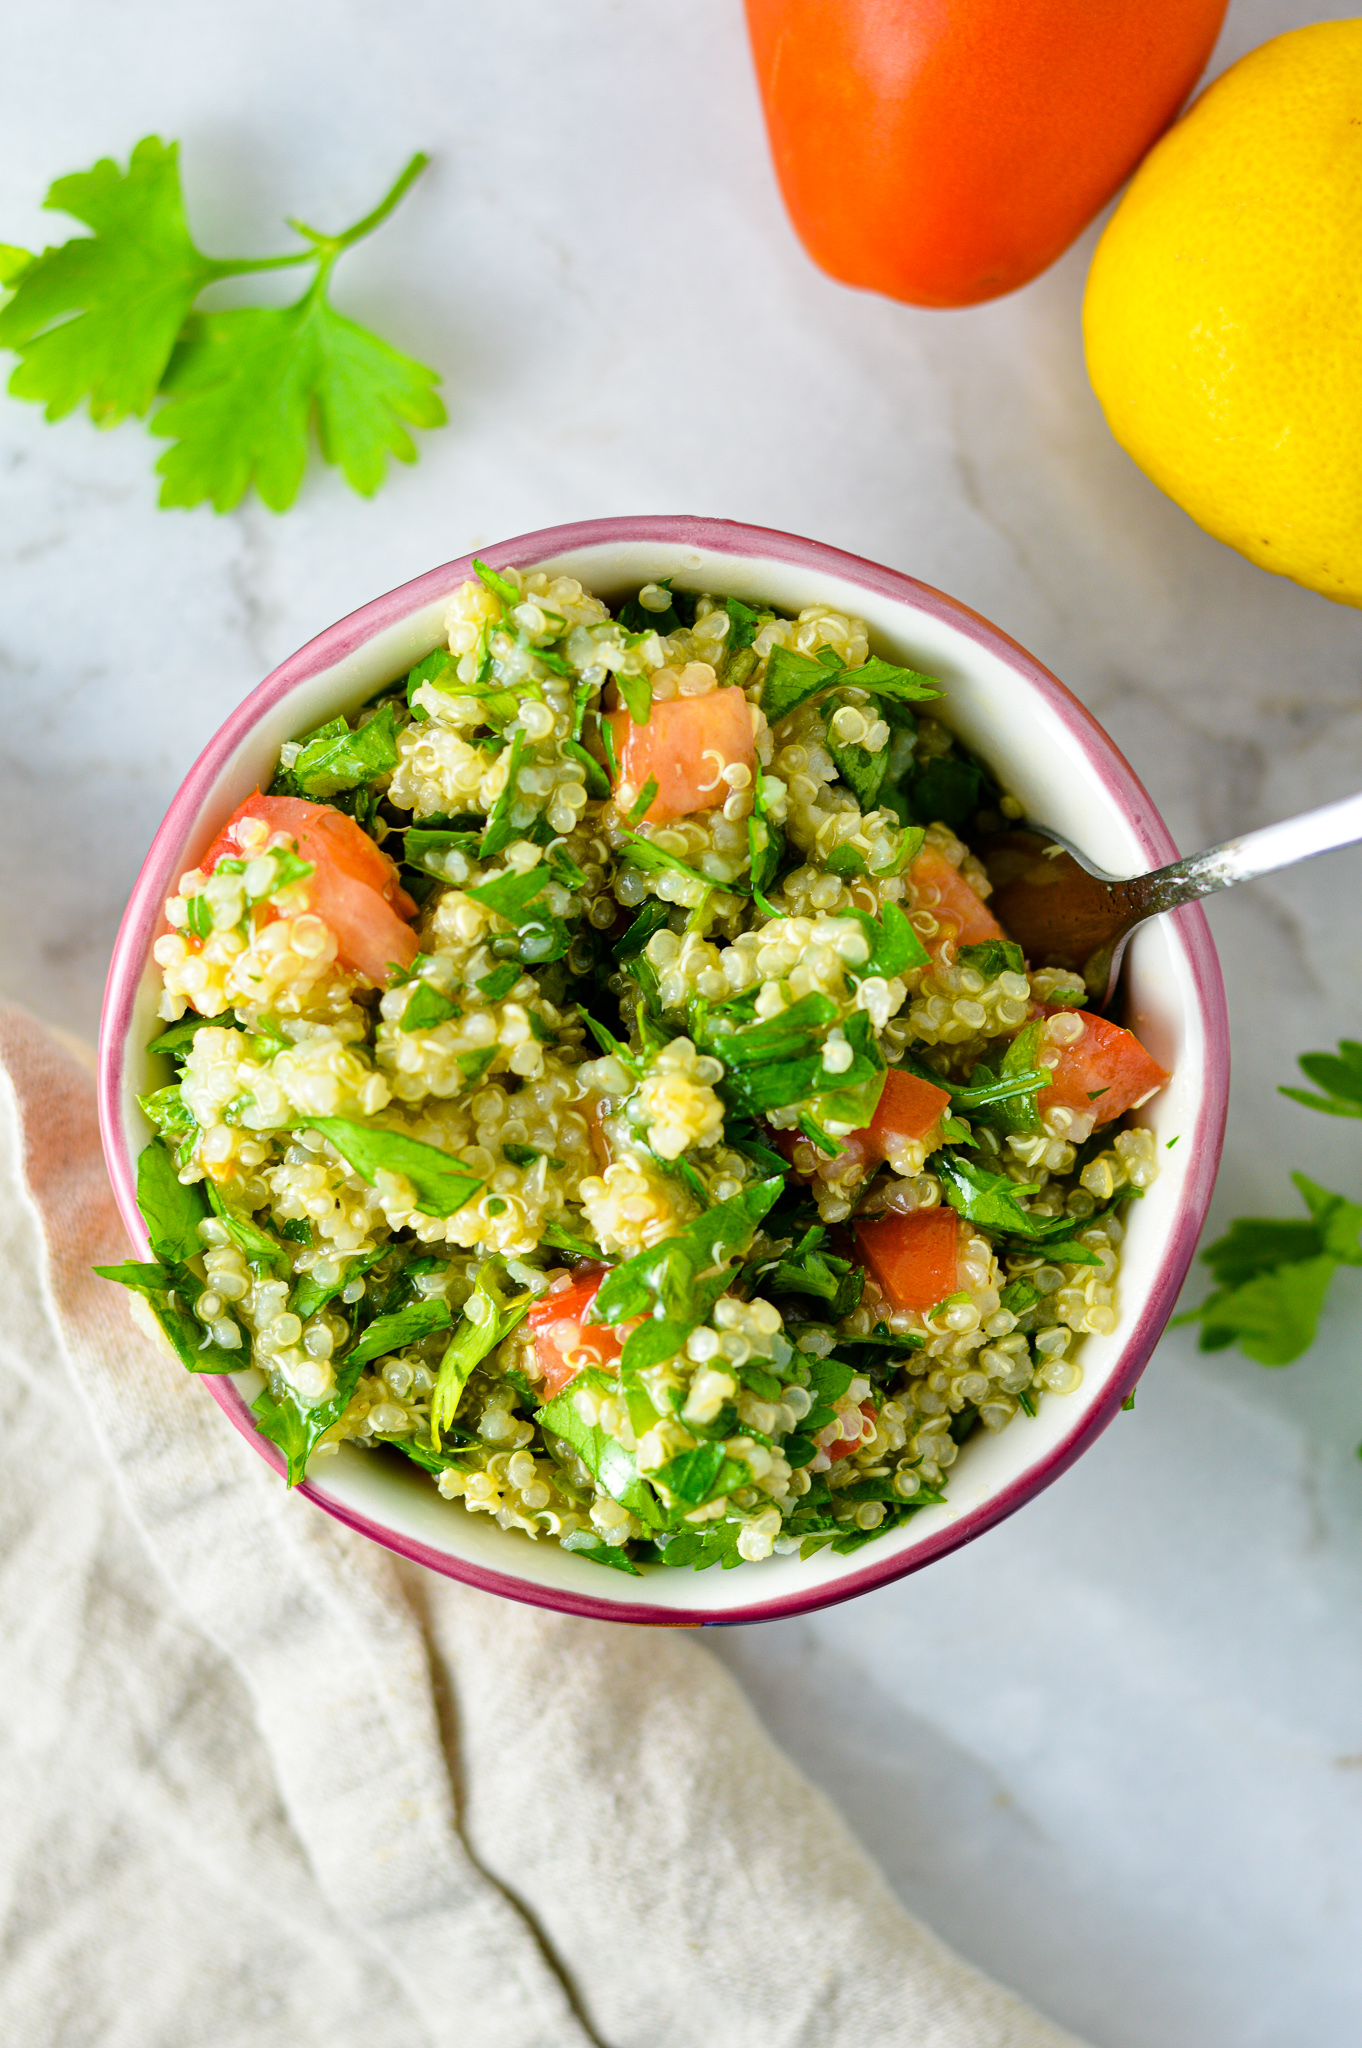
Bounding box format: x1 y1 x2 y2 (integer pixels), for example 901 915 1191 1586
104 562 1169 1574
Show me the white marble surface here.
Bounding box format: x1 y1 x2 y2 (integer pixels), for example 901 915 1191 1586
6 3 1362 2042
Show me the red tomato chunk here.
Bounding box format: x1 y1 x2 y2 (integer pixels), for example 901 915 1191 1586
526 1270 622 1401
204 794 418 986
835 1067 952 1177
854 1206 960 1314
609 687 756 824
909 847 1005 950
1037 1008 1169 1129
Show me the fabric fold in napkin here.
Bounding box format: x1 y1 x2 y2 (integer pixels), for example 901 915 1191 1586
0 1003 1087 2048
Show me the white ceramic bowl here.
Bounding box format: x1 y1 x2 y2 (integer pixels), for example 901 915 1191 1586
99 515 1228 1625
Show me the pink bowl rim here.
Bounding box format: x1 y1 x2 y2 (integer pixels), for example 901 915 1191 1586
98 513 1229 1627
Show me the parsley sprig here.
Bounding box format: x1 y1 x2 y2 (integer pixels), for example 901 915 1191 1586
0 136 444 510
1177 1042 1362 1403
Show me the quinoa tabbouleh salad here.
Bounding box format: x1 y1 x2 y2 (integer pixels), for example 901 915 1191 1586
101 562 1169 1574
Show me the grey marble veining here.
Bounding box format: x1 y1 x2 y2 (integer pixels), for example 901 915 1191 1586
4 4 1361 2043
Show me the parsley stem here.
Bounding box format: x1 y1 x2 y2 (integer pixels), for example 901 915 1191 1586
205 250 315 279
199 154 432 290
288 151 432 256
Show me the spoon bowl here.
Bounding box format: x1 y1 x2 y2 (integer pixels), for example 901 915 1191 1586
983 784 1362 1010
980 828 1152 1006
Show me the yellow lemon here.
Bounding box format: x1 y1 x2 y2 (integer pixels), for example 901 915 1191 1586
1083 20 1362 607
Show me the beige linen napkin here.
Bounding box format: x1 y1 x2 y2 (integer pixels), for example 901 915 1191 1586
0 1003 1088 2048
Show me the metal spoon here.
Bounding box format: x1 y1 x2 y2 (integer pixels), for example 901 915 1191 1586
979 788 1362 1009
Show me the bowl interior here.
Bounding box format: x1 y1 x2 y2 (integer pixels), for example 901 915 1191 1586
101 520 1226 1624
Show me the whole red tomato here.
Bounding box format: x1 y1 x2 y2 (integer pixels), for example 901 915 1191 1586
743 0 1229 307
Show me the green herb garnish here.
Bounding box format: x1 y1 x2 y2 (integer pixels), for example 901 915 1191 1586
758 1225 864 1319
626 776 659 826
138 1083 197 1155
958 939 1026 979
404 647 457 713
562 737 610 798
1174 1043 1362 1387
747 763 786 910
205 1182 291 1276
476 962 523 1001
429 1263 531 1446
907 756 983 833
347 1299 453 1369
541 1220 604 1261
827 693 888 812
147 1012 233 1062
761 645 941 725
463 865 551 919
616 902 670 960
621 832 726 893
456 1046 499 1088
693 993 884 1124
617 670 652 725
403 827 481 880
286 703 399 800
1280 1040 1362 1119
655 1521 745 1571
843 901 930 980
472 557 521 610
503 1143 563 1170
95 1257 246 1376
132 1137 207 1263
591 1177 784 1330
399 980 461 1032
560 1532 644 1575
933 1151 1043 1236
870 823 928 877
536 1366 663 1528
479 728 526 858
0 138 444 509
289 1246 388 1323
300 1117 484 1218
652 1442 749 1507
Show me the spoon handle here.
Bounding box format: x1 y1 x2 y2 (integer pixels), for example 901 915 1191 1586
1126 789 1362 917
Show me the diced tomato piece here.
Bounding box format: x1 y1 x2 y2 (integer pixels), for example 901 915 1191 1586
202 794 418 985
771 1069 952 1186
312 869 420 987
825 1399 877 1463
854 1206 960 1313
834 1067 952 1177
909 847 1006 950
1036 1009 1169 1130
526 1269 623 1401
871 1068 952 1153
608 686 756 824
